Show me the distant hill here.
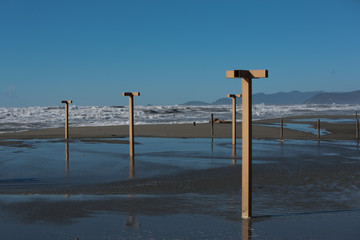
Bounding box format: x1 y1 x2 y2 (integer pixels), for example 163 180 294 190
181 90 360 105
304 90 360 104
211 91 322 105
253 91 322 105
181 101 210 106
212 98 240 105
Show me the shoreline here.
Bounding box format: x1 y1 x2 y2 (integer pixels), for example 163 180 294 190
0 115 358 141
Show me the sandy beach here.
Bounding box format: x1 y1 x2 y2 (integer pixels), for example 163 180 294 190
0 114 358 140
0 115 359 239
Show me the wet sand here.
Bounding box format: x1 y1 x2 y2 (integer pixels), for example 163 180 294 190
0 115 360 239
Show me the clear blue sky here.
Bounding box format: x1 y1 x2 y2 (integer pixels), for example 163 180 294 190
1 0 359 107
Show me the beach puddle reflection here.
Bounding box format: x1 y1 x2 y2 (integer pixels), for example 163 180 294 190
0 138 359 188
254 122 330 136
0 138 360 239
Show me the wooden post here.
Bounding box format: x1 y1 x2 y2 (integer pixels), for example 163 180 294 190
227 94 242 145
226 69 268 219
280 119 284 139
242 77 252 219
211 113 214 136
123 92 140 157
317 119 321 139
61 100 72 140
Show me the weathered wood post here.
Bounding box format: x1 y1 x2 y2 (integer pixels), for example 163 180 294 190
227 94 242 145
280 119 284 139
61 100 72 140
226 70 268 219
123 92 140 157
317 119 321 139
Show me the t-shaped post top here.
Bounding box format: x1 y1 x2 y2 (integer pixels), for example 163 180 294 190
227 94 242 98
123 92 140 97
226 70 268 79
61 100 73 104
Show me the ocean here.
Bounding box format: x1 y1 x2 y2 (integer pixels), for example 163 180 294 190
1 104 360 133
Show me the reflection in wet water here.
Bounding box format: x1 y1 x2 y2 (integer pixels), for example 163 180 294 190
125 194 141 228
129 155 135 179
255 122 330 136
125 215 140 227
242 219 252 240
0 138 360 239
65 141 69 176
211 137 214 152
232 144 237 165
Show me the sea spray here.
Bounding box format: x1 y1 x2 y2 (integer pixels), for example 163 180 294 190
1 104 360 133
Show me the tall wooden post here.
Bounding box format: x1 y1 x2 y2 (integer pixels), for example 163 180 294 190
227 94 241 145
61 100 72 140
317 119 321 139
280 119 284 139
226 70 268 219
123 92 140 157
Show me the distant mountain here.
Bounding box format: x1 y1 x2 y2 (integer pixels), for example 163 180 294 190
181 101 210 106
212 98 240 105
304 90 360 104
211 91 322 105
181 90 360 105
253 91 322 105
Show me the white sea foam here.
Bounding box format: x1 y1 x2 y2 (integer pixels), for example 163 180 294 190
0 104 359 133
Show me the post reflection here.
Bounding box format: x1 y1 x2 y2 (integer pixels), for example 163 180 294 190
125 214 140 227
211 137 214 152
129 155 135 179
241 218 252 240
232 144 236 164
279 140 284 156
125 194 140 227
65 140 69 176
